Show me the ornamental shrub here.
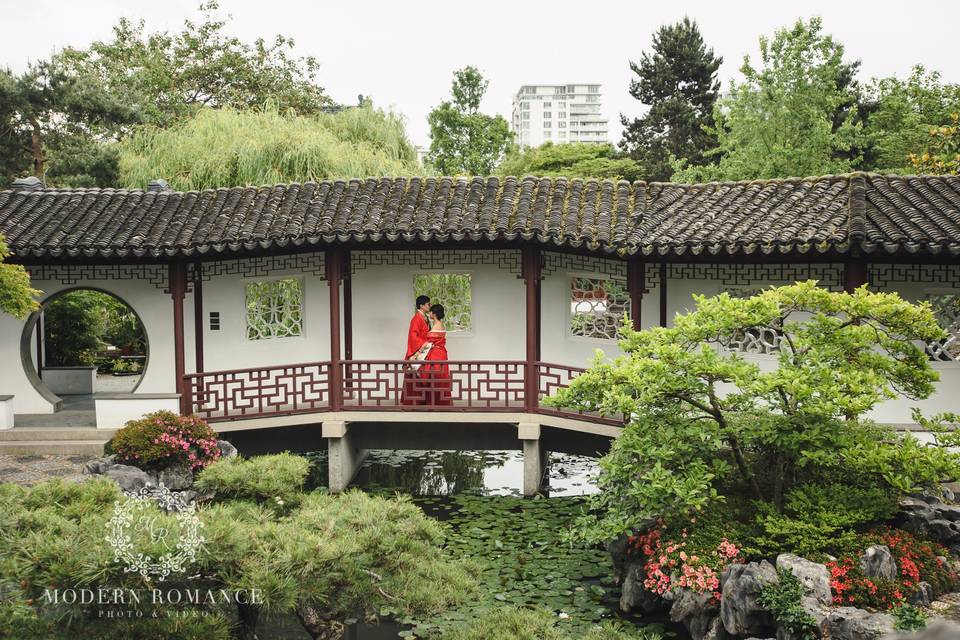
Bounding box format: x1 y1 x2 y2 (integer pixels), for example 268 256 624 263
195 452 311 506
757 568 817 640
105 410 221 471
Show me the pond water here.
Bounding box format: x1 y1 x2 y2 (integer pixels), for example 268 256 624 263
223 437 683 639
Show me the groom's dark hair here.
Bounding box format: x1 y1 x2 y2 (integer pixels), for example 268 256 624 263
415 295 430 308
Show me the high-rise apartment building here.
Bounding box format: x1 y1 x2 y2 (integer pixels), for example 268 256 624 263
511 84 609 148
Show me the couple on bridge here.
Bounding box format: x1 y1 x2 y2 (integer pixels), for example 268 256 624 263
401 295 451 406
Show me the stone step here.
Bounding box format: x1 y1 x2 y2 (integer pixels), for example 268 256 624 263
0 427 117 441
0 440 107 455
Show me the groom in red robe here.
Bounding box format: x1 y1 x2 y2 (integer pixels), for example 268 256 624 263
401 295 432 405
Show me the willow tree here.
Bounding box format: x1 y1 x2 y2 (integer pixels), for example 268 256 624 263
118 104 422 190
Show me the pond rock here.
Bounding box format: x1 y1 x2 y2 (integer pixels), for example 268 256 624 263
607 534 630 583
824 606 893 640
776 553 832 605
158 463 194 491
83 454 116 475
217 440 238 459
860 545 898 580
668 588 718 640
720 561 778 638
883 620 960 639
908 580 935 607
619 560 669 614
105 464 154 492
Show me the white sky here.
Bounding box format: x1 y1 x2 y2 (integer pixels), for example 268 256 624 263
2 0 959 147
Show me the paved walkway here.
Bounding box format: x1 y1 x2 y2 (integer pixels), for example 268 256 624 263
0 454 91 485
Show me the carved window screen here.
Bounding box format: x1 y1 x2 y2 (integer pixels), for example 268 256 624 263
721 287 783 354
413 273 472 332
570 276 630 340
245 278 304 340
926 293 960 361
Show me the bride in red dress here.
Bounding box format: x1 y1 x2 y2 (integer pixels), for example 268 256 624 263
419 304 452 406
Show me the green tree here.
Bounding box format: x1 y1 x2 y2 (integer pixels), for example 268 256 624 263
54 1 332 129
0 235 39 319
547 282 960 542
427 66 513 175
864 66 960 172
496 142 645 181
118 104 421 190
42 291 108 366
909 112 960 175
0 61 137 187
673 18 866 182
620 18 722 182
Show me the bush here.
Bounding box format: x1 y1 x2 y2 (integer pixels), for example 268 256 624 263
757 568 817 640
195 453 311 506
438 606 660 640
892 603 927 631
105 410 220 471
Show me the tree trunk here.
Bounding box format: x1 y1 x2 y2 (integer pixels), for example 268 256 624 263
29 118 45 180
295 603 345 640
236 603 260 640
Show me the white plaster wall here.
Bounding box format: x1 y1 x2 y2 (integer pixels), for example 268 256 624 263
0 276 178 415
95 396 181 430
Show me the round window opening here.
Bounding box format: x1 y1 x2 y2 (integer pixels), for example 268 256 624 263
21 288 149 399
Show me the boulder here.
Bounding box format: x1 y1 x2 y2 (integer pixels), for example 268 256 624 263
83 455 116 475
158 464 194 491
607 535 630 584
860 545 898 581
776 554 832 605
703 616 729 640
898 496 960 545
883 620 960 639
619 560 668 614
720 561 778 637
825 607 894 640
217 440 238 459
669 589 718 640
908 581 934 607
105 464 153 493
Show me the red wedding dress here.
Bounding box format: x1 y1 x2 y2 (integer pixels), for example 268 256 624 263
401 312 430 405
419 329 452 406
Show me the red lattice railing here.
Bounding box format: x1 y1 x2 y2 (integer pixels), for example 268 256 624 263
536 361 625 426
341 360 525 410
185 362 332 421
185 359 623 425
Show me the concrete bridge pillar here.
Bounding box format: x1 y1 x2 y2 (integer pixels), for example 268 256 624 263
323 420 368 492
518 421 547 496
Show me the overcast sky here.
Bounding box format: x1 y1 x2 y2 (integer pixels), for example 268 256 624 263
2 0 959 147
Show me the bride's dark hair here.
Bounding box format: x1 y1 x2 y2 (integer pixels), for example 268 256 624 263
430 303 445 320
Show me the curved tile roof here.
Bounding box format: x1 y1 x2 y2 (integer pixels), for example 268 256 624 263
0 174 957 260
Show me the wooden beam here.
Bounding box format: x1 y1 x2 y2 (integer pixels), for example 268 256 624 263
522 246 541 412
192 263 204 373
326 247 344 412
843 259 869 293
627 257 645 330
659 263 668 328
169 262 188 414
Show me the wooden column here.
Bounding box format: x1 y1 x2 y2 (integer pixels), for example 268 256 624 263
627 257 645 331
192 263 204 373
659 263 668 328
326 247 344 412
342 249 353 389
522 246 542 412
843 259 868 293
36 311 43 379
169 262 188 414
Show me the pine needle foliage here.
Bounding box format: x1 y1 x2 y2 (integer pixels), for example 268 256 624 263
118 104 423 190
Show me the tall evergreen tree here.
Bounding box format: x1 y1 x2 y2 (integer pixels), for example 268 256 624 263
620 18 722 182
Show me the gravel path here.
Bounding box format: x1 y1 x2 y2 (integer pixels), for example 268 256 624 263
0 454 92 486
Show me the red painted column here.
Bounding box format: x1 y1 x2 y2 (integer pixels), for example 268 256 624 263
843 259 868 293
169 262 188 414
342 249 353 391
659 263 668 328
522 246 541 412
627 257 645 331
192 263 204 373
326 247 344 411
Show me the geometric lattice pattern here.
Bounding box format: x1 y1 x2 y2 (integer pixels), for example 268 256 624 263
542 251 626 279
926 293 960 361
186 362 330 420
868 264 960 290
203 252 325 280
352 249 521 275
244 278 303 340
413 273 472 332
569 276 630 340
25 264 168 289
664 263 845 290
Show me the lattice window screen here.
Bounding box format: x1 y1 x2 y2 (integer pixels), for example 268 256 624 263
926 294 960 361
721 287 783 354
245 279 304 340
570 276 630 340
413 274 472 332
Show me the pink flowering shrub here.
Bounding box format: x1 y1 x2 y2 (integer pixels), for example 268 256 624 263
106 410 221 471
628 521 744 602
